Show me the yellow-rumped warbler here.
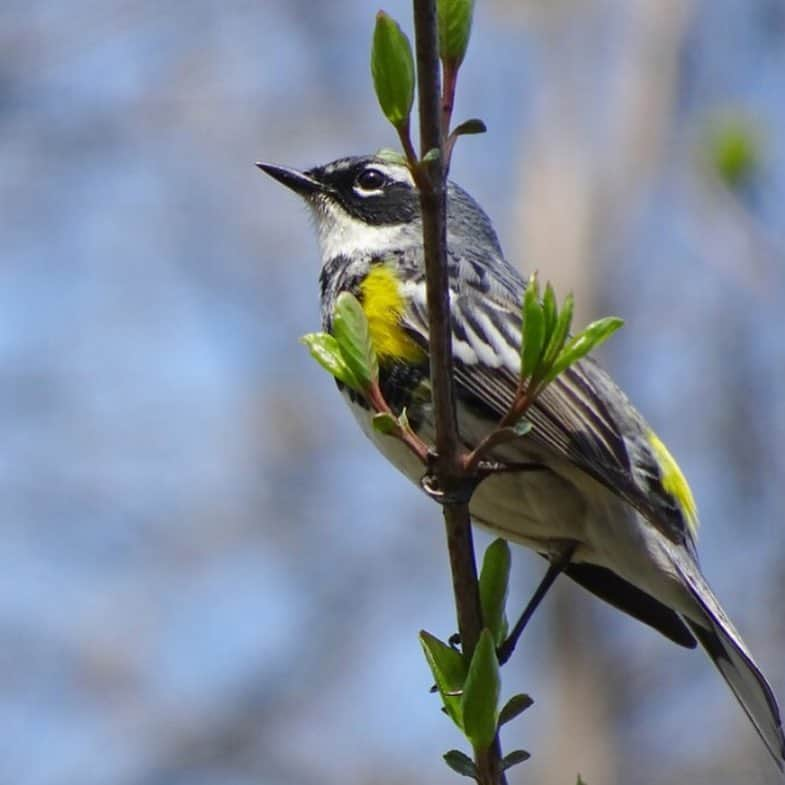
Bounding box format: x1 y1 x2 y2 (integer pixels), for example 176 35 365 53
258 153 785 771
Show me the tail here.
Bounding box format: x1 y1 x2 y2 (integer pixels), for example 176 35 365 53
672 552 785 773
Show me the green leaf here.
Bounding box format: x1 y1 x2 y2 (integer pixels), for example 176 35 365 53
372 412 399 435
501 749 531 771
371 11 415 128
300 333 361 391
542 282 557 337
332 291 378 390
478 539 510 648
498 693 534 726
452 118 486 136
438 0 475 66
443 749 477 779
420 630 468 728
545 316 624 383
460 629 500 749
521 273 544 380
576 776 588 785
421 147 441 164
541 290 574 371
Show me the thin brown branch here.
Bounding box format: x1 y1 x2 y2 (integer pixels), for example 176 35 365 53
413 0 455 473
462 386 536 474
412 0 483 654
462 428 518 474
366 382 431 463
476 742 506 785
411 3 507 784
441 59 459 150
397 119 419 170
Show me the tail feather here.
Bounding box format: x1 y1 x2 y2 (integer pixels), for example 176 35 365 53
672 553 785 773
562 561 698 648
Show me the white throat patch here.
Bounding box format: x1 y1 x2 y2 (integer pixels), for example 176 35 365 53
311 199 415 262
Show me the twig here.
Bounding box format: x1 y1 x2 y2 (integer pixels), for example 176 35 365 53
412 0 482 660
441 60 459 143
411 3 507 783
397 119 419 171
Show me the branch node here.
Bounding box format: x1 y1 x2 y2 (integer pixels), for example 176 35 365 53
420 473 477 505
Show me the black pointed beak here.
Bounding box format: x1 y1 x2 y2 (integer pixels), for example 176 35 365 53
256 162 324 198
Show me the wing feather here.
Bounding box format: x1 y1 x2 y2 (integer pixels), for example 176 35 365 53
400 254 695 549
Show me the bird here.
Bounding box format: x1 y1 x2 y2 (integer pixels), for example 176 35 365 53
258 152 785 771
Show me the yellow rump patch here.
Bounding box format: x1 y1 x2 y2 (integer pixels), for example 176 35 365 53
359 264 425 364
647 429 699 537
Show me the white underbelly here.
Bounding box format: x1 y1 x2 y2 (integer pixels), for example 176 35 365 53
347 396 696 619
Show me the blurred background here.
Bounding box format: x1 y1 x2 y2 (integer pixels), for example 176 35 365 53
2 1 785 783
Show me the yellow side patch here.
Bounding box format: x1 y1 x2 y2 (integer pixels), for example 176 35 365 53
359 264 425 364
647 429 699 536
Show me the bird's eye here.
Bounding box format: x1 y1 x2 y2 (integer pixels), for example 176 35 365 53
355 168 385 192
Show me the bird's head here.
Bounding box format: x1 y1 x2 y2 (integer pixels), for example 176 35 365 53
257 154 502 264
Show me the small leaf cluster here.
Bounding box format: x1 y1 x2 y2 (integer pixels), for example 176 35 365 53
301 292 377 394
301 292 424 456
420 540 532 778
459 275 623 473
371 2 481 172
519 272 623 405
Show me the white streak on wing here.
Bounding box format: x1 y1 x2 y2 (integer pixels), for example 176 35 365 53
453 338 478 364
473 309 520 373
399 279 481 368
463 317 501 368
400 279 427 307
